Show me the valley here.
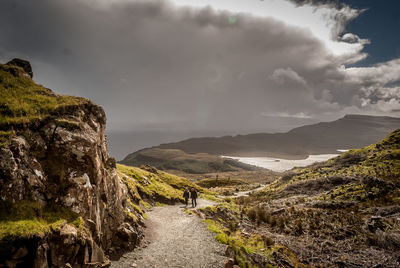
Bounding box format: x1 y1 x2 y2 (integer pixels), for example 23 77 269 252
2 0 400 267
1 59 399 268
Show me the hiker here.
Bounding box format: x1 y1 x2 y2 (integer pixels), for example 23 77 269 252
190 187 198 208
183 187 190 207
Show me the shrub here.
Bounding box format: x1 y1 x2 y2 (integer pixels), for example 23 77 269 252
262 235 274 247
270 216 277 227
256 207 269 223
228 220 239 232
277 216 286 231
293 219 303 235
247 207 257 222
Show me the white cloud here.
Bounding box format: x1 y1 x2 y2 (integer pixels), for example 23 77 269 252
271 68 307 86
261 112 313 119
345 59 400 85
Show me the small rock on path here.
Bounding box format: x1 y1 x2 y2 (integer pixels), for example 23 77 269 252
111 199 227 268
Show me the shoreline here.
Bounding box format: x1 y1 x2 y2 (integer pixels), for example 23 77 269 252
222 153 339 172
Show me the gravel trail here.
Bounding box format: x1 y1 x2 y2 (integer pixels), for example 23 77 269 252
111 199 227 268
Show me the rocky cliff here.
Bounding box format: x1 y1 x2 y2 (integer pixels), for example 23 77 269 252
0 59 144 267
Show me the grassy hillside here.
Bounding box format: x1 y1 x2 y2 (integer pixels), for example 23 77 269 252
0 63 87 126
262 128 400 200
199 129 400 267
0 61 88 148
120 148 263 174
117 164 207 205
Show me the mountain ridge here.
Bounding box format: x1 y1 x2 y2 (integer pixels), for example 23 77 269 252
148 114 400 157
119 114 400 173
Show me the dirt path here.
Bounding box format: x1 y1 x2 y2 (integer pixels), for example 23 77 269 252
111 199 227 268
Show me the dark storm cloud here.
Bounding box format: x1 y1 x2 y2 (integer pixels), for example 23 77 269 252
0 0 329 126
288 0 341 7
0 0 399 158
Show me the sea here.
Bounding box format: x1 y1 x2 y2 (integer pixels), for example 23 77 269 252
221 152 346 172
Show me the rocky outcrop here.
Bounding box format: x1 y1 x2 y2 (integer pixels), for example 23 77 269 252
0 60 143 267
6 58 33 78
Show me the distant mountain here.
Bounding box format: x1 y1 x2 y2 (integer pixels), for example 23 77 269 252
120 115 400 171
119 148 263 174
154 114 400 158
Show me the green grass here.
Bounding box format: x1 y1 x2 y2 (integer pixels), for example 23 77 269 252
204 218 309 268
125 208 138 222
118 164 207 204
205 219 229 244
200 193 223 202
0 63 88 131
0 200 85 242
127 198 147 219
260 129 400 201
0 130 15 148
140 200 152 209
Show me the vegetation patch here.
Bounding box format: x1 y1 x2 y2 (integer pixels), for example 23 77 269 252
260 129 400 202
197 129 400 267
118 164 206 205
0 200 86 242
0 130 15 148
204 216 309 268
0 64 87 130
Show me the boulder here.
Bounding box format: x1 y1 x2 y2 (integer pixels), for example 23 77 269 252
6 58 33 78
60 224 78 244
117 223 138 242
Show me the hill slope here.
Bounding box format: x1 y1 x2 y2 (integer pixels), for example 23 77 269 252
200 129 400 267
150 114 400 158
120 148 264 174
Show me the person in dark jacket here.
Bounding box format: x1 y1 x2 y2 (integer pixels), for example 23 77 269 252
190 187 198 208
183 187 190 207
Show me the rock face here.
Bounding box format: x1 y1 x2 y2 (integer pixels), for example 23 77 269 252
0 60 143 267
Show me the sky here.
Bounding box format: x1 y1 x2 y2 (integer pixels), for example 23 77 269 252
0 0 399 159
